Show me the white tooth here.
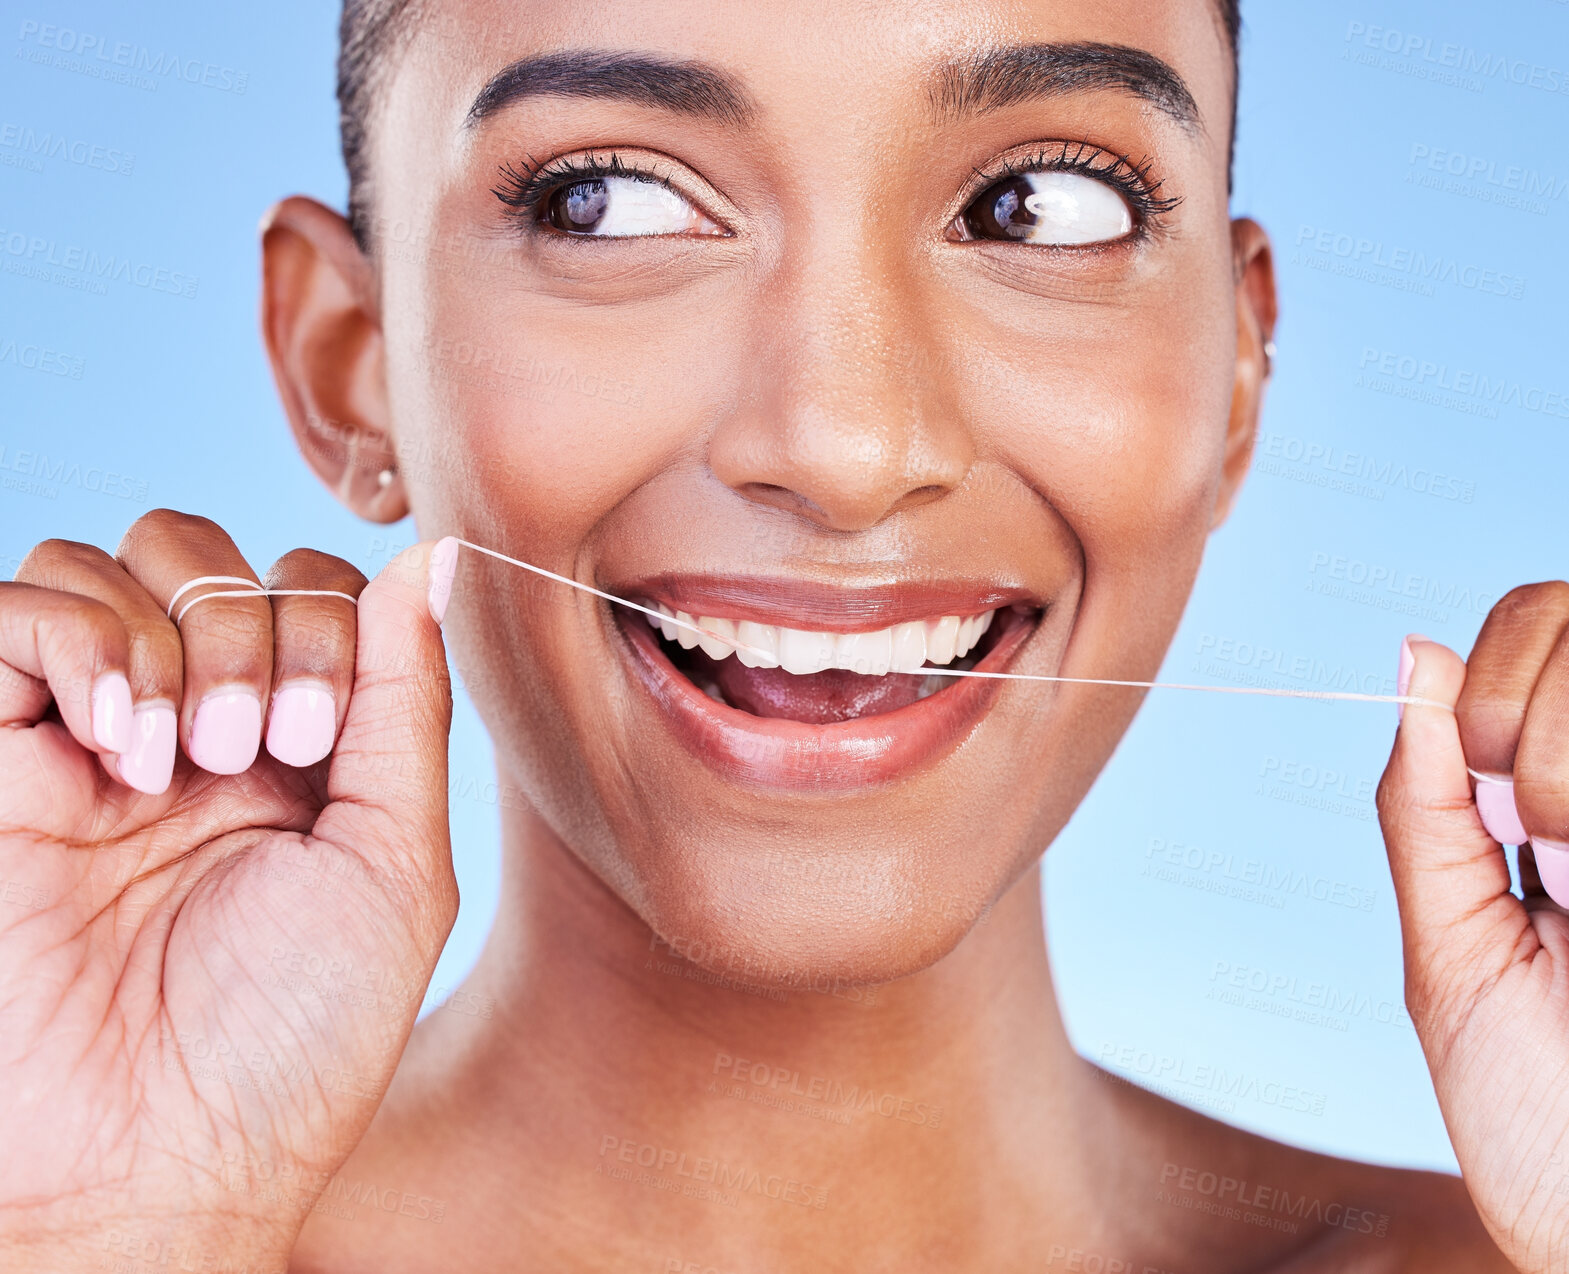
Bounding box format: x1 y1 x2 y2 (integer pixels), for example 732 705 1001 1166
890 621 927 673
834 628 892 676
674 610 700 650
657 604 679 643
734 620 781 669
975 609 995 639
926 615 960 665
696 615 737 661
956 614 982 658
645 608 662 629
779 627 836 675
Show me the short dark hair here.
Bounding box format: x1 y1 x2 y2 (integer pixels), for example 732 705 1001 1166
339 0 1242 250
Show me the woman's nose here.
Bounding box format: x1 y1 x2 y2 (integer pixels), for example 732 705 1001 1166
707 251 975 534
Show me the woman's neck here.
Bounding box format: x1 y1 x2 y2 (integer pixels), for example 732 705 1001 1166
424 803 1121 1268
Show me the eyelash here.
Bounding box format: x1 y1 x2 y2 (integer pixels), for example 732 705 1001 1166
492 151 685 228
962 140 1181 233
489 140 1180 238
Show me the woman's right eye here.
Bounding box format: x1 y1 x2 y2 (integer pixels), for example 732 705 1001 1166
956 171 1134 247
541 175 725 238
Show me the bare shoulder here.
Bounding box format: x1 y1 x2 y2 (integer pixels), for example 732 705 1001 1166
1292 1157 1516 1273
1094 1068 1514 1272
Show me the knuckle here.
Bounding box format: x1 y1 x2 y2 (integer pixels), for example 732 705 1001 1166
1454 695 1522 755
1492 580 1569 625
277 609 356 669
182 600 272 655
1375 771 1399 820
119 507 231 558
16 537 116 584
267 548 367 593
53 591 120 641
1400 970 1442 1040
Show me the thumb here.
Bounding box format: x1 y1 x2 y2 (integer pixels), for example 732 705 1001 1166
1378 635 1522 1035
315 537 458 892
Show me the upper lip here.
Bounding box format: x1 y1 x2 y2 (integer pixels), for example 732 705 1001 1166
607 573 1043 632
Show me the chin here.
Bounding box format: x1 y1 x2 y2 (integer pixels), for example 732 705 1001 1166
629 815 1020 993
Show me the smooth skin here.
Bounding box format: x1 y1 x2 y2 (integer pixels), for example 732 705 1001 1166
0 0 1562 1270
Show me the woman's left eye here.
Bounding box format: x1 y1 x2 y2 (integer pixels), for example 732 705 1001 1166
956 171 1133 246
542 175 724 238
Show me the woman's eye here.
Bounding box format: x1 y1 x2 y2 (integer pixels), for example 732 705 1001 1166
958 171 1133 246
541 175 723 238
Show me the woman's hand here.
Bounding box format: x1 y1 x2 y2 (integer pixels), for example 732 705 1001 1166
1378 582 1569 1273
0 511 458 1270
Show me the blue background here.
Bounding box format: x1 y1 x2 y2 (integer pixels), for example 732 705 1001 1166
2 1 1565 1173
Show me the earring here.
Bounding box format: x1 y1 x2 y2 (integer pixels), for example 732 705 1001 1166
377 466 397 489
1263 339 1278 375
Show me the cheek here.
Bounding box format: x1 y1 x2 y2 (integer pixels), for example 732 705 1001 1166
381 258 757 550
962 289 1236 572
942 274 1236 693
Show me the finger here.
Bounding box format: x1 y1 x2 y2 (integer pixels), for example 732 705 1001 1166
0 580 131 758
1454 581 1569 848
1378 636 1520 1035
117 510 272 777
1514 615 1569 905
15 539 182 793
1519 843 1548 899
316 538 456 899
262 549 366 767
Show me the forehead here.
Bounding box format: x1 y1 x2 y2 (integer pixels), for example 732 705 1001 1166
393 0 1232 149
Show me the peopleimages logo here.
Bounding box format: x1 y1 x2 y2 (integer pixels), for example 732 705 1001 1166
0 336 85 379
1408 144 1568 203
1357 348 1569 420
1307 552 1496 618
0 226 199 299
1343 21 1569 97
1256 432 1477 503
0 444 149 501
1294 225 1526 300
14 20 248 94
0 121 133 175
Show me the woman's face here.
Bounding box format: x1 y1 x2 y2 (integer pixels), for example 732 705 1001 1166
351 0 1268 983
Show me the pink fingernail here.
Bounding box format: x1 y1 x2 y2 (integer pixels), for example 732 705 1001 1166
266 682 337 767
91 672 133 753
1474 776 1529 846
1405 630 1418 721
1397 634 1426 723
427 536 459 625
115 705 177 794
188 689 263 775
1532 840 1569 908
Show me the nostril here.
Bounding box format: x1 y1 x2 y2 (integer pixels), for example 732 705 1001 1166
737 481 950 514
732 482 832 523
902 484 948 505
740 482 792 500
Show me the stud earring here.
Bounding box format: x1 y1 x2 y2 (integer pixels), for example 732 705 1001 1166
377 467 397 489
1263 339 1278 375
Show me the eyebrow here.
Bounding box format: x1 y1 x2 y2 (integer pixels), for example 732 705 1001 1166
465 42 1199 137
929 42 1202 131
466 50 756 128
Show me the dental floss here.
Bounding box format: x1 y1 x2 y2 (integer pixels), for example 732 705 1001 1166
166 575 361 625
166 539 1450 712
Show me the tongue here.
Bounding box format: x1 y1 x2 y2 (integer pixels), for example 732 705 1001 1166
709 655 929 723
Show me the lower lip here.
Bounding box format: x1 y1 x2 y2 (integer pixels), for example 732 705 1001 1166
616 608 1039 791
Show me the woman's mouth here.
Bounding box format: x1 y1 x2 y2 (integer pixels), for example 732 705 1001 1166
644 604 1006 722
610 578 1044 789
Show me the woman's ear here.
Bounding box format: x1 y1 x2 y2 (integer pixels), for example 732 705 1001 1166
260 195 407 524
1210 216 1279 530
